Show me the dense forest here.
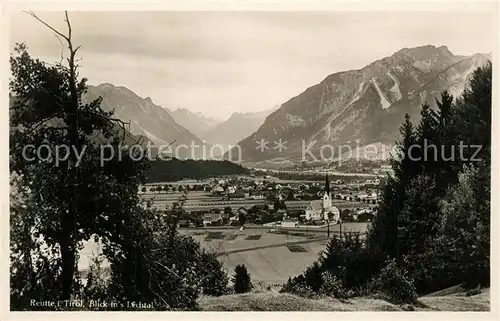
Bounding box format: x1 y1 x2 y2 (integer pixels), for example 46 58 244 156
145 158 249 183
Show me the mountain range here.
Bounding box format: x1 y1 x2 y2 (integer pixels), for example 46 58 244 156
83 84 278 159
85 84 205 159
202 107 279 150
79 45 490 165
168 108 222 139
225 45 491 164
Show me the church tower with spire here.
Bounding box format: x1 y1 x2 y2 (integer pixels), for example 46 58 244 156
322 173 332 210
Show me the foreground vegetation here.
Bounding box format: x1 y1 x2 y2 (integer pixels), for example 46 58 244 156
9 11 491 311
200 288 490 311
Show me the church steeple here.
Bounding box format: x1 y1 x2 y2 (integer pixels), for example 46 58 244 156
322 173 332 213
324 173 331 195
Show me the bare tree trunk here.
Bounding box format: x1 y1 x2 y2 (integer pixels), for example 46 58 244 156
60 232 76 300
27 11 81 300
65 12 80 301
26 10 135 301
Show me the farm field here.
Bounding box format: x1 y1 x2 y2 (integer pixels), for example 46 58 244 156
78 223 369 275
141 191 267 211
180 226 366 285
183 228 325 252
140 191 372 212
184 228 328 285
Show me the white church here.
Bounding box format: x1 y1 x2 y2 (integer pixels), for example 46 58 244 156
305 174 340 222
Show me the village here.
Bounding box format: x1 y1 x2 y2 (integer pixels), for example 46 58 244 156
140 173 381 229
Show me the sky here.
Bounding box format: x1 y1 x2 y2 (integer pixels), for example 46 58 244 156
9 9 497 119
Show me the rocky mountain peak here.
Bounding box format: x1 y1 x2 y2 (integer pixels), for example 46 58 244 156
394 45 453 60
226 45 489 164
84 84 205 159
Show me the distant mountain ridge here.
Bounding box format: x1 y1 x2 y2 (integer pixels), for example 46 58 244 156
204 106 279 149
226 45 491 164
169 108 223 139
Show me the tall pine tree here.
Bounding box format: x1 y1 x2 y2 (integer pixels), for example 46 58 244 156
368 113 418 262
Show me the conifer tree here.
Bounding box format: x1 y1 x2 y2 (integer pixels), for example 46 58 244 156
319 234 346 280
452 62 492 162
366 177 397 259
303 261 324 293
436 90 453 130
232 264 253 294
369 113 417 261
434 91 456 191
416 102 439 175
397 175 440 257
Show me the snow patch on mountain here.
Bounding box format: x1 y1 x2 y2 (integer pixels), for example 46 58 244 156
141 128 170 146
348 81 365 105
419 91 428 105
371 77 391 109
387 71 403 101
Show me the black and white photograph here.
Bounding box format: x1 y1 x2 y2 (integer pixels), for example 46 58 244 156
4 1 498 314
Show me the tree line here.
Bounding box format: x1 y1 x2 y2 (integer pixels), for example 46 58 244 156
146 158 249 183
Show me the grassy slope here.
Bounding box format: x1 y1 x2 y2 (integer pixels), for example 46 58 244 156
419 288 490 311
199 289 490 311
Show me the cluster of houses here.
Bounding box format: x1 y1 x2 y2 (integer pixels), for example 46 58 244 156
144 173 381 229
181 206 267 227
208 177 380 202
334 191 379 202
210 179 266 200
172 174 379 228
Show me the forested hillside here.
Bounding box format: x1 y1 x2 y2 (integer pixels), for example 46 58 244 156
280 62 491 302
145 158 249 183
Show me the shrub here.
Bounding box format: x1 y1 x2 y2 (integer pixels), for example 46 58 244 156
303 262 324 293
105 210 205 311
81 253 109 304
199 251 229 296
319 271 347 299
280 277 316 298
251 281 272 293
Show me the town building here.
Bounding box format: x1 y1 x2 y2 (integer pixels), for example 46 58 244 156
202 213 223 226
305 174 340 222
353 208 375 222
